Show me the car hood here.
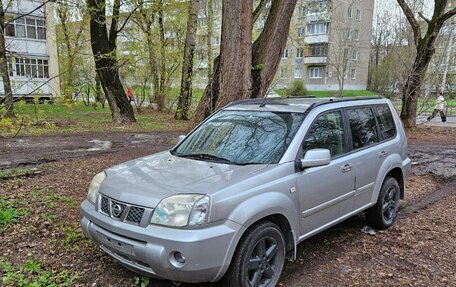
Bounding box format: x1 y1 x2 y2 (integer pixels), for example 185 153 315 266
99 151 270 207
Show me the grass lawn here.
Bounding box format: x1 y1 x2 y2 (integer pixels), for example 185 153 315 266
0 101 194 138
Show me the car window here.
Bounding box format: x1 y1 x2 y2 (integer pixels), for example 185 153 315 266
302 110 345 158
373 104 396 140
174 110 305 164
347 107 379 149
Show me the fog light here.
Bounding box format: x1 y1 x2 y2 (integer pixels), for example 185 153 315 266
174 252 186 264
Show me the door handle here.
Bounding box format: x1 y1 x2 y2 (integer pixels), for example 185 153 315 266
379 150 388 158
341 163 352 173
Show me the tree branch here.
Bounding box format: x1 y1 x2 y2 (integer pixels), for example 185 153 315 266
396 0 421 47
418 12 430 23
437 6 456 25
252 0 267 24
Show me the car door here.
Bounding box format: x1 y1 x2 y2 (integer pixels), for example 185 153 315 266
344 106 383 211
296 109 356 238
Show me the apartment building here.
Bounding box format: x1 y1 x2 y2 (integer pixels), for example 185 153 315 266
276 0 374 91
1 0 60 101
195 0 374 92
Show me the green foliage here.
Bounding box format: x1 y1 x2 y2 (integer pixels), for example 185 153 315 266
0 198 24 228
0 168 37 180
252 64 264 71
133 276 150 287
286 81 308 97
61 225 84 245
0 260 79 287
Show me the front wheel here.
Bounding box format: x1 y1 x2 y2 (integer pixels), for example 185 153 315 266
365 177 400 229
221 221 285 287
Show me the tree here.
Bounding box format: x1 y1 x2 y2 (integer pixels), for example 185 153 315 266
175 0 200 120
197 0 298 120
87 0 136 123
0 0 15 118
397 0 456 128
56 0 88 99
131 0 185 111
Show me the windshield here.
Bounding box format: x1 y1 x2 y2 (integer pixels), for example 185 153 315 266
173 110 305 165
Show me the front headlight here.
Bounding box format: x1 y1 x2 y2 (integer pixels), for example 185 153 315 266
151 194 210 227
87 171 106 204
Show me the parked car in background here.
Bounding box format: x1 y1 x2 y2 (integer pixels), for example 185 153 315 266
80 96 410 286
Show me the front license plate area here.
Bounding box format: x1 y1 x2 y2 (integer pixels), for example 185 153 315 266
97 232 135 256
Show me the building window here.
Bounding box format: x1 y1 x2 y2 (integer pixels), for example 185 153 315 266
347 6 353 18
6 17 46 39
306 22 329 35
297 27 306 37
306 44 328 57
353 29 359 40
280 67 288 78
13 57 49 78
309 66 323 78
295 65 303 78
282 49 289 59
352 49 358 60
345 28 351 39
296 48 304 58
350 68 356 79
356 9 361 20
298 6 306 17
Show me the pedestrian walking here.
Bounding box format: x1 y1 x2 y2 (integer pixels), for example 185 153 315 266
126 87 134 103
427 92 447 122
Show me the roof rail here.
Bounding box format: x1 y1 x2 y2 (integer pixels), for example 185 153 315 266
225 95 384 109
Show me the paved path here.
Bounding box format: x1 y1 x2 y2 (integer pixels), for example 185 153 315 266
416 115 456 128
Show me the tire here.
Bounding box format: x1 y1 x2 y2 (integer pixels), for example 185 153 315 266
220 221 286 287
365 177 400 229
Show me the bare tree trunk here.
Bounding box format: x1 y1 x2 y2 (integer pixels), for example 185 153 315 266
175 0 200 120
215 0 253 109
196 0 297 120
251 0 297 98
87 0 136 123
397 0 456 128
0 3 15 119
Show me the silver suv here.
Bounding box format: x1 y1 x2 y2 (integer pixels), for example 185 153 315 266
80 97 410 286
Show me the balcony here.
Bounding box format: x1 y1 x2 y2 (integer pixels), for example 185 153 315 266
305 34 329 44
304 56 328 64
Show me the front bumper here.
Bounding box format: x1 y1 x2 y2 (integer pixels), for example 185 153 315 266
80 200 245 283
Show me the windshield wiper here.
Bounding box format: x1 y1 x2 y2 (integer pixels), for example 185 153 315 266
177 153 235 164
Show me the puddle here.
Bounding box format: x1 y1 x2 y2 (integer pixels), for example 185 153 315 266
86 139 112 151
66 139 113 153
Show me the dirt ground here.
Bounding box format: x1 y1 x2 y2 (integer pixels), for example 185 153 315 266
0 128 455 287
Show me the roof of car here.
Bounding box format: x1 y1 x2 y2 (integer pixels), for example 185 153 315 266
224 96 385 113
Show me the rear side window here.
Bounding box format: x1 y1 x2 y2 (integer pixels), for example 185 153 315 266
346 107 378 149
302 110 346 158
373 104 396 140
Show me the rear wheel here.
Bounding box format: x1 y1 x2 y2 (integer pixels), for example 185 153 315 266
221 221 285 287
365 177 400 229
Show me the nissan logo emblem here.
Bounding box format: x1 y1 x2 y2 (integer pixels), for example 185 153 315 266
112 204 123 217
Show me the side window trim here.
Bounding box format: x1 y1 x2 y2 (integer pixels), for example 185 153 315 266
297 108 348 160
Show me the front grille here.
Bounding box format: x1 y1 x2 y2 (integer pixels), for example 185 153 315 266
99 195 146 225
100 196 109 214
126 206 145 223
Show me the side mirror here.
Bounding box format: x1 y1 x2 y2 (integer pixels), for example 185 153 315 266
177 135 186 143
299 149 331 170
